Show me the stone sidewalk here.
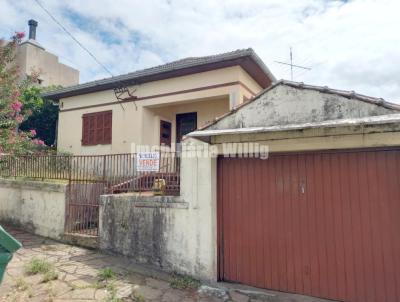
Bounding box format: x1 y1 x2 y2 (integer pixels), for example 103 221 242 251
0 226 217 302
0 226 330 302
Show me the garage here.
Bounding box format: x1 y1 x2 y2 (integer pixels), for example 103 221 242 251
217 148 400 302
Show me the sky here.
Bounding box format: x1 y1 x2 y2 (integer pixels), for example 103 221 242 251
1 0 400 102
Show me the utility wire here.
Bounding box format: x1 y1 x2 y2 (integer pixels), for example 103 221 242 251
33 0 114 77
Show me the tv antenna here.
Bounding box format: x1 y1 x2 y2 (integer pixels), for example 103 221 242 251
113 86 138 110
275 47 312 80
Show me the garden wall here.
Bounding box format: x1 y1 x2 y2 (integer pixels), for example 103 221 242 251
0 179 67 240
99 142 218 280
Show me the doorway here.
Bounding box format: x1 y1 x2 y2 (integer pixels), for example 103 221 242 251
176 112 197 144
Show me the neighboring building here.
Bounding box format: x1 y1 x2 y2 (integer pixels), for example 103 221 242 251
181 80 400 302
43 49 276 155
16 20 79 87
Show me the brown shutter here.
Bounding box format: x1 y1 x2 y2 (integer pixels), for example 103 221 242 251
104 111 112 144
81 110 112 146
82 115 90 145
96 113 104 144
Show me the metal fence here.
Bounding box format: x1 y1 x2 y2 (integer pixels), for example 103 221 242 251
0 153 180 236
0 153 180 194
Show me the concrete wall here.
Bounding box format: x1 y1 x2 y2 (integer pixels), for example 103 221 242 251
0 179 67 240
16 40 79 87
95 125 400 282
208 84 398 130
57 66 262 155
99 140 217 280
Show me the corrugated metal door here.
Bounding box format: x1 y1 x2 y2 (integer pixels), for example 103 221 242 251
217 149 400 302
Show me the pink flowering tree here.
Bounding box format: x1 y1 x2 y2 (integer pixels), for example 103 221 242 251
0 32 45 155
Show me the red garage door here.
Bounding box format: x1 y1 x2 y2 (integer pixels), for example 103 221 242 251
217 149 400 302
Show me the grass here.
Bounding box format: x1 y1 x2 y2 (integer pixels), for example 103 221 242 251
102 281 124 302
25 258 53 275
24 258 58 283
98 268 116 281
170 274 200 290
42 270 59 283
14 278 30 291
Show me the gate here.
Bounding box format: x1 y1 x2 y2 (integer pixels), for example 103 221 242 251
65 180 105 236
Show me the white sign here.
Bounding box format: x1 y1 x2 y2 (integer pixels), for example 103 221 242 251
136 152 160 172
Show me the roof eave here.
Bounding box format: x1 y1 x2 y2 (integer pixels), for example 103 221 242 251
188 113 400 140
42 52 274 101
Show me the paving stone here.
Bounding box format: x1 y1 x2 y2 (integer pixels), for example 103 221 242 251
132 284 163 300
126 272 146 285
24 273 46 285
94 288 109 300
199 296 225 302
46 279 72 297
198 285 230 301
161 288 188 301
58 287 96 299
146 277 171 289
116 283 133 298
230 290 250 302
68 276 98 288
1 227 231 302
75 266 100 277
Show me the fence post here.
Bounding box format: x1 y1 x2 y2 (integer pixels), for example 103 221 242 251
102 155 107 193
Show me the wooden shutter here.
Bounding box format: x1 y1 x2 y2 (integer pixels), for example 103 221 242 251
82 115 90 145
82 110 112 146
103 111 112 144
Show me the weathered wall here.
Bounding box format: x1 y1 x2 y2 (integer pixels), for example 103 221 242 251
99 142 217 280
208 84 398 130
16 41 79 87
0 179 67 240
99 127 400 282
100 196 188 267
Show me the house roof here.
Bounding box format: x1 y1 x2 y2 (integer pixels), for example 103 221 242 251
188 113 400 138
197 80 400 131
42 48 276 100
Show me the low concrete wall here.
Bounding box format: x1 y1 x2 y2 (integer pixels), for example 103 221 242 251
0 179 67 240
99 195 191 272
99 140 217 281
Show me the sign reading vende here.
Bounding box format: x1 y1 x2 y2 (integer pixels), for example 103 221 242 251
136 152 160 172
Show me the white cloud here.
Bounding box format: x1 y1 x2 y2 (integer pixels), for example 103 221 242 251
1 0 400 102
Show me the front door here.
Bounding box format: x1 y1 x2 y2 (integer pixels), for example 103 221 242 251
176 112 197 144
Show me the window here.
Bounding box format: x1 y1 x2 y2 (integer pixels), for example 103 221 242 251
82 110 112 146
160 120 172 146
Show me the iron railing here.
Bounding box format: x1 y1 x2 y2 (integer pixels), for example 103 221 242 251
0 153 180 236
0 153 180 194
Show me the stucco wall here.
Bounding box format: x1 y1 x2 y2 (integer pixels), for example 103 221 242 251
208 84 398 130
17 41 79 87
0 179 67 240
144 97 229 147
99 141 217 280
99 196 189 267
57 66 262 155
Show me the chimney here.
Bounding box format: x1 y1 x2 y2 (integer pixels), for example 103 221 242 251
28 19 38 40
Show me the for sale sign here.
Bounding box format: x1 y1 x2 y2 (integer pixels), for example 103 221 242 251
136 152 160 172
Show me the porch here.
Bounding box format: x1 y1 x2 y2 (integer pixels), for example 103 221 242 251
141 96 230 148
